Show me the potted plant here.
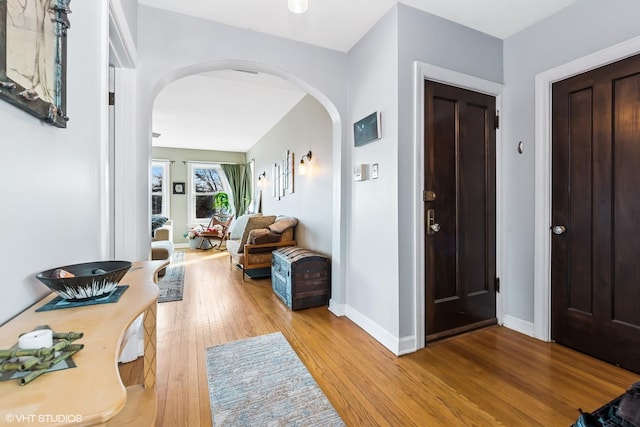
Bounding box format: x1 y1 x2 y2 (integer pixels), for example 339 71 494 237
213 192 231 217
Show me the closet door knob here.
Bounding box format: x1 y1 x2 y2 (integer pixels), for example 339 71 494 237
552 225 566 235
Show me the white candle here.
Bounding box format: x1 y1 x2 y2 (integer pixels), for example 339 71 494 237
18 329 53 361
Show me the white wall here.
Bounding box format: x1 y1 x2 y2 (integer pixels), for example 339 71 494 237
151 147 246 244
502 0 640 324
0 2 109 324
346 8 401 348
117 0 138 45
248 95 333 256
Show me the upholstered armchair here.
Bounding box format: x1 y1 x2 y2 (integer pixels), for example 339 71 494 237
151 218 174 276
226 215 297 281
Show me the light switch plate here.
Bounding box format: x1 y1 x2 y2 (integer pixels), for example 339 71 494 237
372 163 379 179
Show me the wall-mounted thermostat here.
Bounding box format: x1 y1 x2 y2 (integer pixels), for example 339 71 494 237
354 164 365 181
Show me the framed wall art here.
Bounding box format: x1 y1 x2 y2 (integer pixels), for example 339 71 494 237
279 159 286 198
353 111 381 147
286 150 294 193
0 0 71 128
272 163 279 199
172 182 185 195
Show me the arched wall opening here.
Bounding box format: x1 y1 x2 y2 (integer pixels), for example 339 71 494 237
147 59 347 310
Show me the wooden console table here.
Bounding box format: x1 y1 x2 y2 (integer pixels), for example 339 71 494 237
0 260 166 426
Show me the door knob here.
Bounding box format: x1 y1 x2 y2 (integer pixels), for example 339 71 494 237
552 225 566 235
430 223 440 233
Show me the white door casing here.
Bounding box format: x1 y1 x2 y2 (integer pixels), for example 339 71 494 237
413 61 504 352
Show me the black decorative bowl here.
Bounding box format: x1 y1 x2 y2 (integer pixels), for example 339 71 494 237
36 261 132 301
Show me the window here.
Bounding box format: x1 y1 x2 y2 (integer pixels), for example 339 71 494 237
187 163 232 224
151 160 170 217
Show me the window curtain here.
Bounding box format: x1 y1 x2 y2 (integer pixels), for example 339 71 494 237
221 163 252 217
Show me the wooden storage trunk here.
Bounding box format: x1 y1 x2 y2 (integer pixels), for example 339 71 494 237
271 247 331 310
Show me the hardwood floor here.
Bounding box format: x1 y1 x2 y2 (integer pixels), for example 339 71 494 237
142 249 636 426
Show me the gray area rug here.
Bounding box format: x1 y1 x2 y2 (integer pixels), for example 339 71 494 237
206 332 345 426
157 251 185 303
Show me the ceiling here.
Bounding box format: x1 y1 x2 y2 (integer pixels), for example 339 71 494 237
145 0 578 152
152 70 306 152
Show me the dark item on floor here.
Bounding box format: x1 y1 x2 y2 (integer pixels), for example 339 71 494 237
618 382 640 426
271 247 330 310
573 382 640 427
236 265 271 279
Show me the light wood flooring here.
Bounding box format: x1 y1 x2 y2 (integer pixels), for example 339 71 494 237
129 249 638 426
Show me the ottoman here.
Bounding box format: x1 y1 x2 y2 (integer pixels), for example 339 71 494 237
151 240 174 276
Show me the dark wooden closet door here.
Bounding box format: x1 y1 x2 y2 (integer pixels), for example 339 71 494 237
552 53 640 373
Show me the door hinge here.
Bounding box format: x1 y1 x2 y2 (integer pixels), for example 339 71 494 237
495 111 500 129
495 277 500 293
108 92 115 106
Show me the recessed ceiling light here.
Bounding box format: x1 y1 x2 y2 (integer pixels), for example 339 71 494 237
288 0 308 14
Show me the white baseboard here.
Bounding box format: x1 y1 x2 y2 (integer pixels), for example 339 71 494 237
502 314 534 337
338 306 537 355
397 335 417 355
329 301 415 355
344 305 404 356
174 243 189 249
328 299 346 316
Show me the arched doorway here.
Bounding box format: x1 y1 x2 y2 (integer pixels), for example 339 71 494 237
146 60 346 311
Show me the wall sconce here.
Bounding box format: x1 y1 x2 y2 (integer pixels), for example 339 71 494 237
299 151 312 175
257 171 266 187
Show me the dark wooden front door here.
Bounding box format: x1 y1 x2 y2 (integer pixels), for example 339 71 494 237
552 54 640 373
424 81 497 340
